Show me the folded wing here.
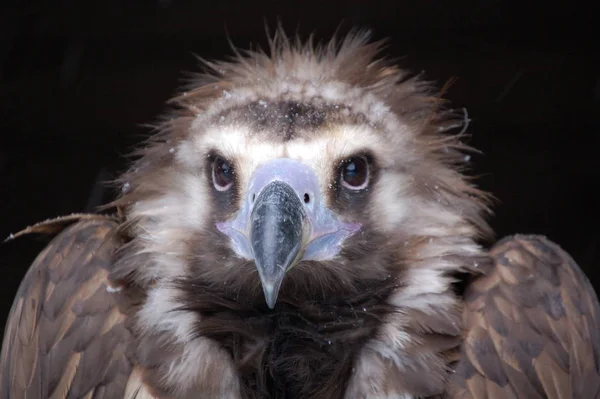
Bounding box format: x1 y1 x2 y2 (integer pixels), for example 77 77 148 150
0 215 133 399
450 235 600 399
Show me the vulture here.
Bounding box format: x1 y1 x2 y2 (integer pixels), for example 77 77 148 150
1 30 599 399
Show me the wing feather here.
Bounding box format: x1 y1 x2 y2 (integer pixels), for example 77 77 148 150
449 235 600 398
123 368 159 399
0 216 133 399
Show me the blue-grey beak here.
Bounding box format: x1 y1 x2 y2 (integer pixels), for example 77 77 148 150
250 180 306 308
217 158 361 308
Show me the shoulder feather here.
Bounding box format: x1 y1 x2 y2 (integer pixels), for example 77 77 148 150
449 235 600 399
0 215 133 399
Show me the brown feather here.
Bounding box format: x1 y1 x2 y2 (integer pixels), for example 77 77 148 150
4 213 118 242
0 216 133 399
449 235 600 399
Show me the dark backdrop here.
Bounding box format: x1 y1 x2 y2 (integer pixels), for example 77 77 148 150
1 0 598 329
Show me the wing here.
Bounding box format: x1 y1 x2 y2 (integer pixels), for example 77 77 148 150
0 215 133 399
449 235 600 399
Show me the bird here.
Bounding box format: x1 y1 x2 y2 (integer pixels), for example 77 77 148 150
1 29 599 399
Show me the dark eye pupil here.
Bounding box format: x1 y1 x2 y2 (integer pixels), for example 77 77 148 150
341 156 369 189
213 157 234 190
220 161 231 175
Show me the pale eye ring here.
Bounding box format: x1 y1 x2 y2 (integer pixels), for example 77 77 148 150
340 156 370 190
212 156 235 191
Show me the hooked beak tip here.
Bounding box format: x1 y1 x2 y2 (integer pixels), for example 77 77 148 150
262 281 280 309
250 180 305 309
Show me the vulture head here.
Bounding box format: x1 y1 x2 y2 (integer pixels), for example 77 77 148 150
109 30 492 397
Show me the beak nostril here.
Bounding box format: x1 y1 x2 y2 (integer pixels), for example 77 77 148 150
252 193 256 203
303 193 310 204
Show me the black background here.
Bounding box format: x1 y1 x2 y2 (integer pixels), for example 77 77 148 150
1 0 598 329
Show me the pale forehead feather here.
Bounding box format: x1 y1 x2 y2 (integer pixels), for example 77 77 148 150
172 29 429 138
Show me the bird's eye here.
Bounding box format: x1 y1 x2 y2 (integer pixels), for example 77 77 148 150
340 156 369 190
212 156 235 191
